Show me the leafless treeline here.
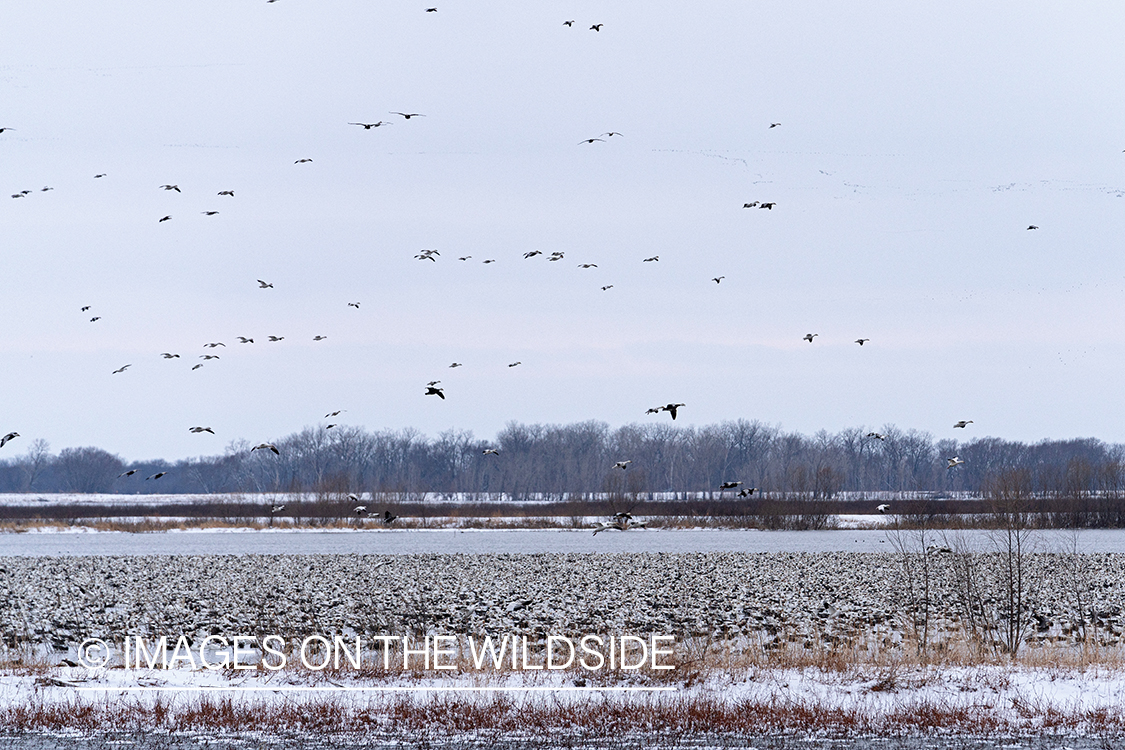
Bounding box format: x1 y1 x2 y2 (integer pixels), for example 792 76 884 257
2 421 1125 506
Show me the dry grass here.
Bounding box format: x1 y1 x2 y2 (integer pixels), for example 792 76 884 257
2 692 1124 737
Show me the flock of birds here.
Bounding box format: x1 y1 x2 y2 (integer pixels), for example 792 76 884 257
0 13 1021 532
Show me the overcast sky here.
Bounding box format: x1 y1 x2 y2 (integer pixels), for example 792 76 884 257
3 1 1125 461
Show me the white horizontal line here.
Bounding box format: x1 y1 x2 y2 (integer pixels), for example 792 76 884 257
72 686 677 693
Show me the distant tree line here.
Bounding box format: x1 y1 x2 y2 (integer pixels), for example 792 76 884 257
2 421 1124 506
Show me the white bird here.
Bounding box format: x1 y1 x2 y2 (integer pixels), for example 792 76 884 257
613 460 632 470
354 505 368 516
271 504 286 514
483 448 500 456
947 456 965 468
866 432 887 441
876 504 890 514
252 443 280 455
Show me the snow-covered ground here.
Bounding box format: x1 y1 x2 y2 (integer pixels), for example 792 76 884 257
3 662 1124 738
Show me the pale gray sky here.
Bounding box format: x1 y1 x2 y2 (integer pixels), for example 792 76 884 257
3 1 1125 460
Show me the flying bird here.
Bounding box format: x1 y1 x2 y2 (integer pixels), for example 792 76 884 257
0 432 19 449
271 504 286 514
601 285 613 291
313 335 327 341
601 132 623 137
737 487 757 497
218 190 235 196
867 432 887 441
458 256 472 261
89 317 101 322
158 215 172 222
160 353 180 359
382 510 398 524
719 481 742 490
947 456 965 468
508 361 521 367
350 121 391 129
268 336 284 342
94 174 106 178
563 20 574 26
192 364 203 370
325 410 344 418
803 333 818 343
81 306 90 312
643 256 659 262
953 421 973 428
482 259 496 264
743 202 759 208
579 263 598 268
200 354 220 360
759 202 776 209
326 424 337 430
146 472 167 480
424 7 436 11
0 128 15 133
449 362 462 368
769 123 781 128
237 337 254 344
712 277 725 284
855 339 869 346
590 23 603 31
877 504 890 514
425 385 445 399
205 342 225 348
348 302 360 309
579 138 606 144
523 250 542 259
295 158 313 163
112 365 131 374
483 448 500 456
257 279 273 288
613 461 632 470
648 403 684 420
118 469 137 477
202 211 219 216
160 185 180 192
354 505 367 516
390 112 425 118
189 427 215 434
252 443 280 455
1027 225 1039 230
